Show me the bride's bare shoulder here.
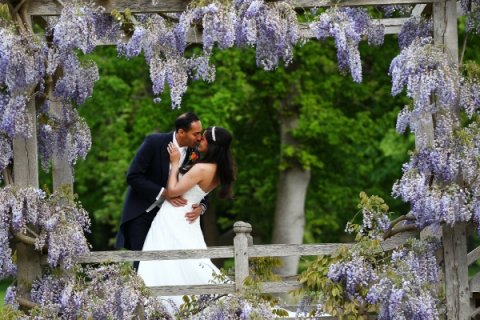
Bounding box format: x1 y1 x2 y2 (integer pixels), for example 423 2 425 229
193 163 217 172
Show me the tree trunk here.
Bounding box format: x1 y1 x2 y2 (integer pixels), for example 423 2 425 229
272 115 311 277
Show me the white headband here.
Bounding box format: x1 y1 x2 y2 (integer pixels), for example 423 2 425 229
212 127 216 142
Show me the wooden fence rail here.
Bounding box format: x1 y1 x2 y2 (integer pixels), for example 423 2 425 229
74 221 417 297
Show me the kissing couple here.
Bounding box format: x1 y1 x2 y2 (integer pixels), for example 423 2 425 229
116 112 235 308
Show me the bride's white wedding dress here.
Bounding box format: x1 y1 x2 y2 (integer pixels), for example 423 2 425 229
138 183 221 308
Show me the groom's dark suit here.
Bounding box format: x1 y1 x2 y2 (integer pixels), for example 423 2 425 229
115 132 204 251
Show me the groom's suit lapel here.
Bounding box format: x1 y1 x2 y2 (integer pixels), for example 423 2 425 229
159 132 174 181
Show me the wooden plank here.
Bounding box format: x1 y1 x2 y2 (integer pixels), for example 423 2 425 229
258 280 302 293
76 230 416 264
75 246 235 263
248 231 416 257
442 223 471 320
468 246 480 266
412 4 428 16
147 281 301 296
49 87 74 192
13 96 39 188
93 17 406 47
149 283 235 296
28 0 439 16
469 271 480 292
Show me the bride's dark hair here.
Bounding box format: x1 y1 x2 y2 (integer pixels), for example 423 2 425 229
200 126 235 199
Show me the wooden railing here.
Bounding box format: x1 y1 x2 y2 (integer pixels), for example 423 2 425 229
75 221 417 297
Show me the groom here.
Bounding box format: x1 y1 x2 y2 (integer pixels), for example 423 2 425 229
115 112 207 266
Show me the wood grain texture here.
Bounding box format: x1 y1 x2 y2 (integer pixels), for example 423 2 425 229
29 0 439 16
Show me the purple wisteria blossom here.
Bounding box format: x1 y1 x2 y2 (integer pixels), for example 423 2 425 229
236 0 300 71
0 94 33 138
0 186 45 279
0 185 91 277
0 26 46 138
310 7 384 83
392 123 477 228
200 3 237 54
35 191 91 269
461 0 480 33
390 37 459 121
187 54 216 82
4 285 18 309
28 264 173 319
52 1 110 54
460 75 480 117
328 254 378 302
377 5 413 17
52 53 99 106
1 29 47 94
357 192 391 239
38 104 92 170
0 133 12 174
366 239 441 319
398 17 432 50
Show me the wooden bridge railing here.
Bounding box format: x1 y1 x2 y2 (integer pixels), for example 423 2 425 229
73 221 417 297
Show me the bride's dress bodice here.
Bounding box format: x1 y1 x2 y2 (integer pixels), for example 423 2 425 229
181 184 208 205
143 183 209 251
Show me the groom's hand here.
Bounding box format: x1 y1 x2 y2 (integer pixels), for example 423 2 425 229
185 204 202 223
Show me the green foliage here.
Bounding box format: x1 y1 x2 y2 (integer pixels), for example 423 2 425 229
0 305 24 319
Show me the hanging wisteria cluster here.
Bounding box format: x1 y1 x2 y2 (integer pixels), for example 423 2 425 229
389 23 480 230
365 238 442 319
117 0 301 107
461 0 480 33
0 185 90 279
38 102 92 169
377 5 413 17
310 7 385 83
398 16 432 50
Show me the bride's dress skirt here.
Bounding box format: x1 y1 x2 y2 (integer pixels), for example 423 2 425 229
138 185 220 308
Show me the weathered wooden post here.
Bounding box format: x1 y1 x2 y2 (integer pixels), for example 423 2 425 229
11 5 43 307
48 81 74 192
433 1 470 319
233 221 252 292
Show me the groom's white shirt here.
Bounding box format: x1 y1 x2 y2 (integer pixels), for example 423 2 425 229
146 132 186 213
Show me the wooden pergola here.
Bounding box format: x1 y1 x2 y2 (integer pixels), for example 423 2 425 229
5 0 473 318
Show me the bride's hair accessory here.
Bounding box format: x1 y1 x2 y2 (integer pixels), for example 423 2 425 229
212 126 216 142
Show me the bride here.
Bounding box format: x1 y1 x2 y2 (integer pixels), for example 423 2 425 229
138 126 235 309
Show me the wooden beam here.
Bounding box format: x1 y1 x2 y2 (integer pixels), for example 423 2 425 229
150 283 235 296
92 16 407 48
468 245 480 266
28 0 439 16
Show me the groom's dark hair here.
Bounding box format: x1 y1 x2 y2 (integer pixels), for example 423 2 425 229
175 112 200 132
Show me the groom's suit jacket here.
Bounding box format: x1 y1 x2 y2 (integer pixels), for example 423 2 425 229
115 131 205 249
